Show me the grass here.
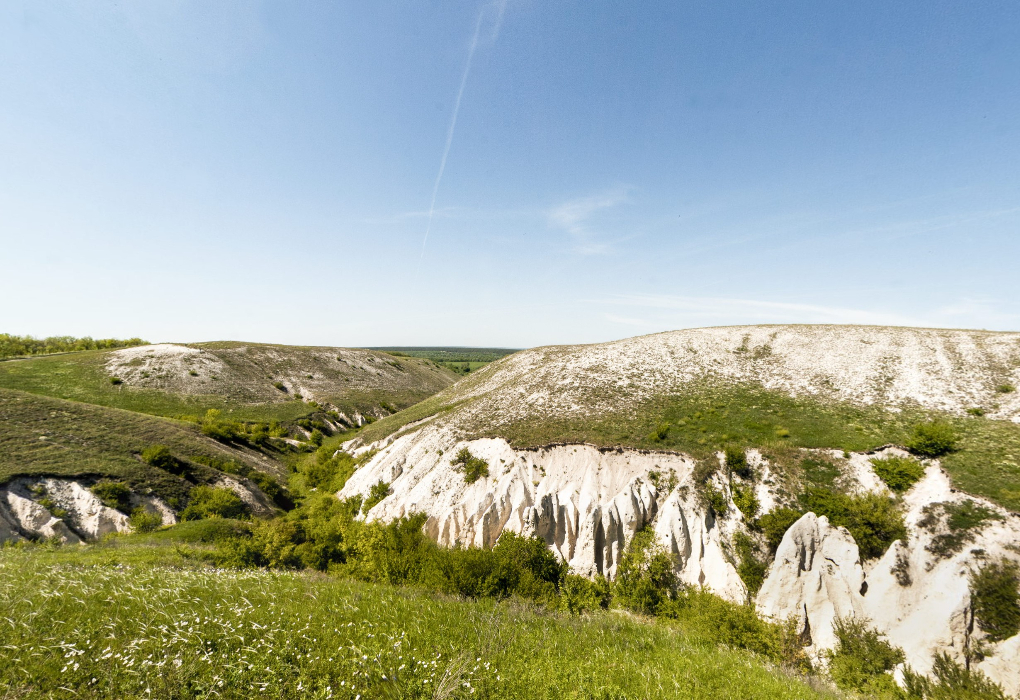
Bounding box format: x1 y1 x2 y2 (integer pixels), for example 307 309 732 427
0 387 286 503
454 381 1020 511
0 344 457 424
0 541 831 700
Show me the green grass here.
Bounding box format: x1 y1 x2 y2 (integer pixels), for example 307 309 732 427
0 350 315 422
0 542 831 700
457 381 1020 511
0 388 286 502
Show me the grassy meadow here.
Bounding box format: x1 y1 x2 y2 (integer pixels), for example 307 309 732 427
0 536 832 700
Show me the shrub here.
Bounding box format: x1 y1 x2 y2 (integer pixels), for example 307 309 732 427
799 488 906 560
309 429 324 446
614 528 680 616
649 422 670 441
362 480 391 514
906 421 958 457
90 481 132 512
871 455 925 493
560 574 612 614
996 383 1015 394
180 486 248 521
725 446 751 479
450 447 489 484
970 558 1020 643
129 507 163 533
919 500 1003 559
200 409 241 442
902 652 1008 699
304 449 356 493
141 444 182 473
967 407 986 417
188 370 198 377
825 616 904 694
109 376 123 385
706 486 728 516
734 532 767 596
732 485 759 520
758 507 804 553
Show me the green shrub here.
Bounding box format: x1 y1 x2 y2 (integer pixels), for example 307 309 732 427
180 486 248 521
799 489 906 560
919 501 1003 559
304 449 356 493
758 507 804 553
706 486 728 516
996 383 1015 394
141 444 182 473
825 616 904 694
109 376 123 385
871 455 925 493
309 429 324 446
649 422 670 441
902 652 1008 699
732 485 759 520
906 421 958 457
188 370 198 377
560 574 612 614
734 532 767 596
970 558 1020 643
967 407 986 417
362 480 391 514
273 381 287 392
200 409 241 442
450 447 489 484
614 528 680 616
90 481 132 512
129 507 163 533
725 446 751 479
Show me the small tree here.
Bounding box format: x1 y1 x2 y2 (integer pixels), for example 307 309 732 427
906 421 958 457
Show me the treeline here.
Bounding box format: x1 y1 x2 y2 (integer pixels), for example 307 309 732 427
0 334 147 359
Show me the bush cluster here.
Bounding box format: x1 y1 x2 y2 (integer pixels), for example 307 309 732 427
90 480 132 512
0 333 146 359
180 486 249 521
141 445 185 474
871 455 925 493
798 488 906 560
362 480 391 514
450 447 489 484
825 616 904 694
970 558 1020 643
906 421 958 458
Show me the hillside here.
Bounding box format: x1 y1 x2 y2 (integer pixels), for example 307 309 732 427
0 341 458 424
357 325 1020 510
341 325 1020 695
0 387 284 505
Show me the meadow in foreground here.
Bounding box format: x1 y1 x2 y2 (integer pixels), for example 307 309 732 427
0 541 830 700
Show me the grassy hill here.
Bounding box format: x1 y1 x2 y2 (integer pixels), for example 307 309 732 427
0 341 458 424
356 325 1020 511
0 387 287 503
369 346 520 376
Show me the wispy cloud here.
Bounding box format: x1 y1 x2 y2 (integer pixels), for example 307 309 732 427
548 186 632 254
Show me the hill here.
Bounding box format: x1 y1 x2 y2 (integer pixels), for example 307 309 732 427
0 341 458 424
341 325 1020 695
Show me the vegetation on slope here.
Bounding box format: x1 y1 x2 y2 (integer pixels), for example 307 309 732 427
0 333 146 359
0 540 829 700
0 388 287 504
369 347 519 375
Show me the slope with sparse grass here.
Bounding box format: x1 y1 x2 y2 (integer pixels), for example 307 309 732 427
0 341 458 424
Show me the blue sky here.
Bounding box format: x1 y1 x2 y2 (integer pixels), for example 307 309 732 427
1 1 1018 347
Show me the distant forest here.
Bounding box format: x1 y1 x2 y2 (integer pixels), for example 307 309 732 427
0 334 147 360
369 347 519 363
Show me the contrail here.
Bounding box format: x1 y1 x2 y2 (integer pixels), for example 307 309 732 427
416 2 506 273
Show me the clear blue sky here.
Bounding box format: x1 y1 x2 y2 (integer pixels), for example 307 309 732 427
2 1 1018 347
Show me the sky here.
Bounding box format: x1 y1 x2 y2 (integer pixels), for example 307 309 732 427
1 1 1018 348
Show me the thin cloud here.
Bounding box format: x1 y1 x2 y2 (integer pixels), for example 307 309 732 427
548 186 632 254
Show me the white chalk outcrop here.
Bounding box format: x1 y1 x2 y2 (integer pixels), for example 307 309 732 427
755 464 1020 694
343 426 1020 693
0 477 176 544
341 426 749 601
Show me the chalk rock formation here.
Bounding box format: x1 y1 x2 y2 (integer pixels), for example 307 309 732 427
756 512 866 651
341 427 749 601
0 477 176 543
